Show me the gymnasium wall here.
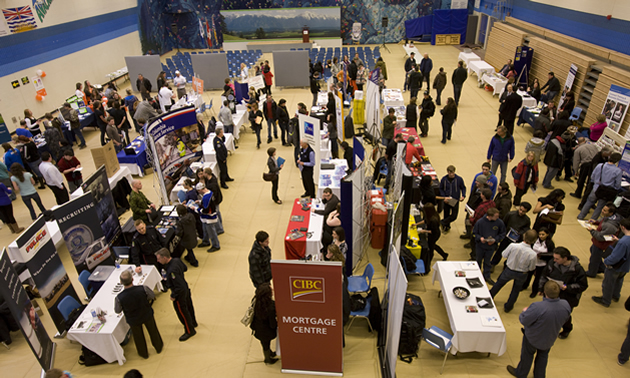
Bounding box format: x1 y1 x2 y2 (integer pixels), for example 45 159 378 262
474 0 630 56
0 0 140 132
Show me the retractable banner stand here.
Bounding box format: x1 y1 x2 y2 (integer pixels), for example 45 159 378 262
14 218 81 334
334 93 343 141
271 261 343 375
602 84 630 135
145 105 203 204
298 113 322 180
558 64 578 110
52 192 114 274
0 250 55 370
81 165 123 247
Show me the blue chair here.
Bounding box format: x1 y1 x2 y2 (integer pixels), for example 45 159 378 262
401 257 426 291
347 297 372 331
57 296 82 321
78 270 94 299
569 107 583 122
347 263 374 293
376 159 388 184
421 326 454 374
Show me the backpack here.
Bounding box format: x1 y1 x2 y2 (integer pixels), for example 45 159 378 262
288 117 299 145
350 294 367 311
400 246 417 272
367 287 383 334
78 346 108 366
398 293 426 363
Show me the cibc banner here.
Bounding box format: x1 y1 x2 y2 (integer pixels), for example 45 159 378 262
270 260 343 375
15 217 81 334
0 249 55 370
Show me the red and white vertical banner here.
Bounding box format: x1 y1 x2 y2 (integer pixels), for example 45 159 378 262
271 260 343 376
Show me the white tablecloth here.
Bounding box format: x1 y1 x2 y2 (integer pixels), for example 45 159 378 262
458 52 481 67
232 108 247 140
317 92 329 106
403 44 421 56
382 88 405 107
169 161 219 203
67 264 163 365
468 60 495 82
70 166 133 200
432 261 507 356
317 159 348 198
306 213 324 258
202 133 235 163
482 74 508 96
498 89 538 118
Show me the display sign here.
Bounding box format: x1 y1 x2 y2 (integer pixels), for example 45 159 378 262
298 113 321 180
246 75 265 90
271 260 343 375
15 218 81 334
602 84 630 134
620 142 630 180
81 165 124 247
0 113 12 143
558 64 577 110
192 76 204 95
0 249 55 370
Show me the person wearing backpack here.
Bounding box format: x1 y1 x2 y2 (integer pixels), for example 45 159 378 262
60 102 86 149
418 91 435 138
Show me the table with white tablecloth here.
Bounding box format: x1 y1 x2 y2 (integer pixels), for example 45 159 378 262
482 73 508 96
498 89 538 118
403 44 421 57
432 261 507 356
458 52 481 67
468 60 495 83
202 133 235 163
382 88 405 107
169 161 219 203
70 166 133 200
67 264 163 365
232 107 247 140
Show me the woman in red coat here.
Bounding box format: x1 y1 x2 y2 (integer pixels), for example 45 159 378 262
513 151 539 206
262 61 273 95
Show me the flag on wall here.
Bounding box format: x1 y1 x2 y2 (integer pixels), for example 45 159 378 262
3 6 37 33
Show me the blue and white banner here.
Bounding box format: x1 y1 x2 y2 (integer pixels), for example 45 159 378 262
558 64 577 110
602 84 630 135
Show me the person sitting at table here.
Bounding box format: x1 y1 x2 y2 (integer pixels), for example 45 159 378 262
533 108 552 134
114 270 163 360
130 180 156 223
16 120 33 139
405 136 422 164
528 78 542 103
499 59 512 77
314 188 339 219
559 92 576 115
540 72 561 103
56 149 83 193
131 219 166 272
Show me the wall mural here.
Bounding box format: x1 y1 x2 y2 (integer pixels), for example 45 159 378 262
139 0 474 54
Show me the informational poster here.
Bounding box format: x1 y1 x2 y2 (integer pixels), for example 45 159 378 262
32 76 47 97
246 75 265 90
451 0 468 9
146 105 203 203
298 113 321 180
334 92 343 143
0 114 12 143
0 249 55 370
558 64 577 110
270 260 343 375
52 192 114 274
81 165 123 247
619 142 630 180
14 218 81 334
602 84 630 134
192 76 204 95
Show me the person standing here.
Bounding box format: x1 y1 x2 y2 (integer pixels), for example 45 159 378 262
249 102 263 149
310 71 321 107
618 295 630 365
506 281 571 378
131 219 166 270
486 126 515 184
114 270 163 359
136 74 152 101
403 52 416 92
298 140 316 198
473 207 506 283
10 163 47 220
218 100 235 135
266 148 283 204
578 152 623 220
419 91 435 138
276 99 290 146
173 205 198 267
60 102 87 149
0 161 15 201
384 133 405 190
17 136 46 189
405 97 418 132
489 230 538 312
491 202 532 269
262 61 273 95
538 247 588 339
214 128 232 189
382 108 397 147
592 218 630 308
248 231 273 288
408 66 422 99
512 152 539 206
38 152 69 205
570 137 599 199
202 168 224 234
250 282 279 365
158 84 175 113
415 203 449 270
541 132 567 189
155 248 197 341
439 165 466 233
56 150 83 193
156 71 166 91
263 95 278 144
2 143 23 170
500 85 523 136
440 97 458 144
129 180 156 223
451 61 468 105
194 183 221 252
420 53 433 89
173 71 187 99
0 182 24 233
432 67 447 106
93 100 109 146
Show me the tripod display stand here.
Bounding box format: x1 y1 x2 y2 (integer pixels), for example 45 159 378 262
380 17 390 53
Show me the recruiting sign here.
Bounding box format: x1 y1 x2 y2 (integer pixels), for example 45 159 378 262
15 218 81 334
81 165 123 247
602 84 630 134
271 260 343 375
558 64 577 110
0 249 55 370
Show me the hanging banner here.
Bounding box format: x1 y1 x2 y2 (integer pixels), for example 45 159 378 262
602 84 630 134
298 113 321 180
270 260 343 375
0 249 55 370
334 93 343 143
146 105 203 204
558 64 577 110
52 192 114 274
81 165 124 247
14 218 81 334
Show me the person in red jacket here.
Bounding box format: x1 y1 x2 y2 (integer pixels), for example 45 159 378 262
513 151 539 206
262 61 273 95
404 136 422 164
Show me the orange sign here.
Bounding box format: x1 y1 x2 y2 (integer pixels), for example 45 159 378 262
192 76 203 95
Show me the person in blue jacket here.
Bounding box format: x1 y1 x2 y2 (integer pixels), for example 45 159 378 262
471 162 499 198
593 217 630 308
2 143 24 169
487 126 515 184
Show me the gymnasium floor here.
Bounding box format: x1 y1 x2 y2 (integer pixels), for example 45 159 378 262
1 42 628 377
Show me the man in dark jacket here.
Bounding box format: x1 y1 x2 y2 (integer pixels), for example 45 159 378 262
263 95 278 143
276 99 290 146
384 133 405 189
491 202 532 267
473 207 506 283
487 126 515 184
408 66 423 99
214 128 232 189
248 231 272 288
315 188 340 219
586 203 621 277
439 165 467 233
500 86 523 136
115 270 163 358
419 91 435 138
432 67 447 105
136 74 152 101
538 247 588 338
540 72 561 103
403 52 416 92
156 248 197 341
451 61 468 105
174 205 199 267
420 53 433 89
310 72 321 106
542 133 566 189
131 219 165 269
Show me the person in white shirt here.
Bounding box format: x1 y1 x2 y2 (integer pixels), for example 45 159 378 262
75 82 85 103
173 71 187 99
158 84 175 113
218 101 234 134
39 151 69 205
240 63 248 82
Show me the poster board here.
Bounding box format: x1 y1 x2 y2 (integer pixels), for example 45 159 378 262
558 64 577 110
602 84 630 135
191 53 229 90
90 142 120 178
271 260 343 375
192 76 204 95
298 113 322 181
246 75 265 90
124 55 162 91
620 142 630 180
384 245 408 378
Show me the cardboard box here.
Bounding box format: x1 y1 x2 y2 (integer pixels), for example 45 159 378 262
90 141 120 178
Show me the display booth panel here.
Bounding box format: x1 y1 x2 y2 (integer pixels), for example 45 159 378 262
191 54 230 90
124 55 162 91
